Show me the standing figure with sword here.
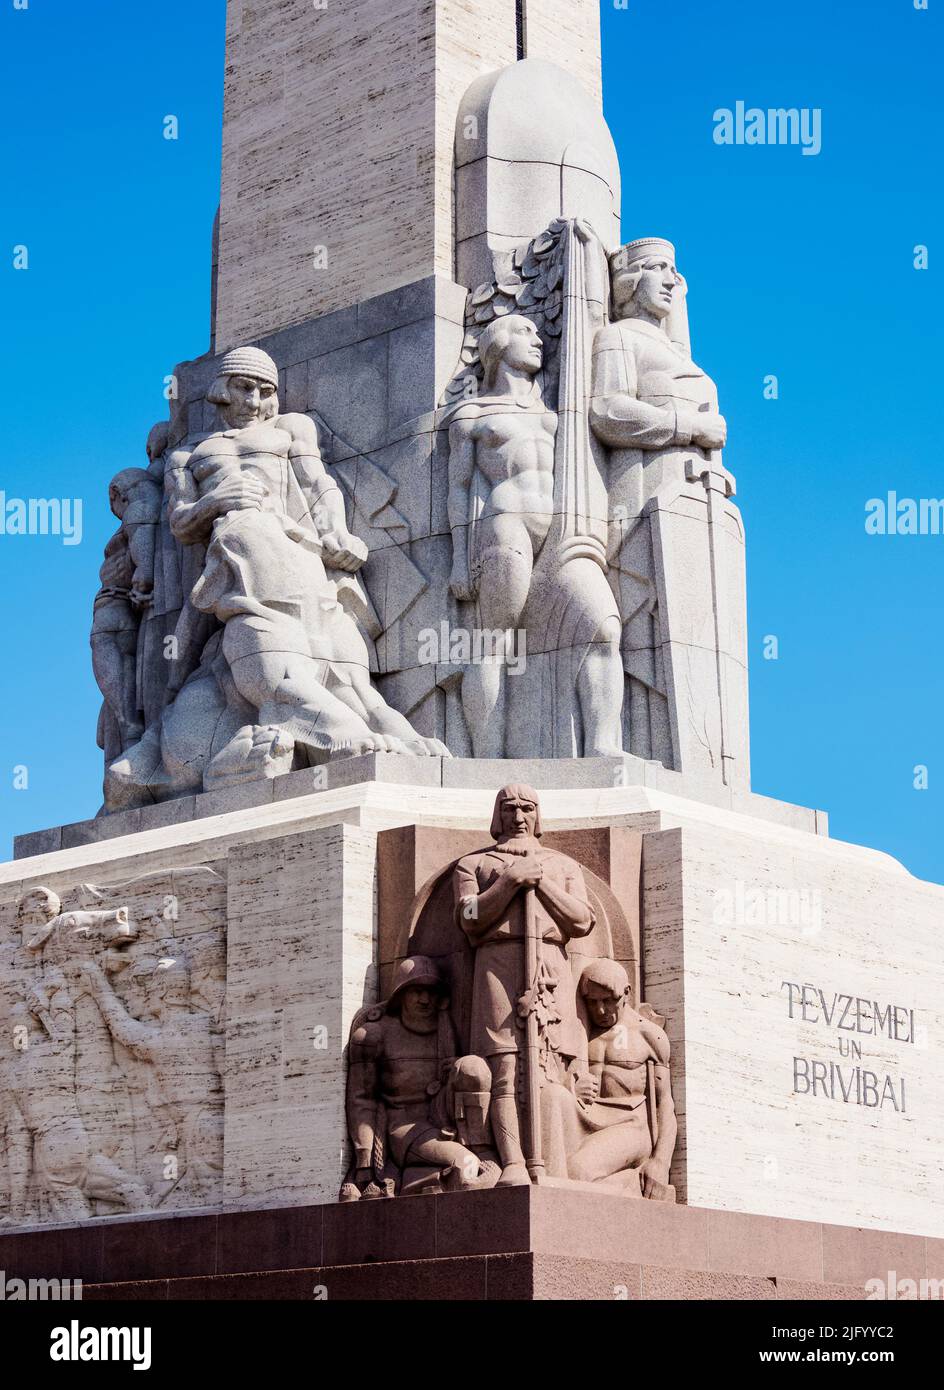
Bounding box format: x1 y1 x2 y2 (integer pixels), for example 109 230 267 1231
589 236 749 787
453 785 595 1186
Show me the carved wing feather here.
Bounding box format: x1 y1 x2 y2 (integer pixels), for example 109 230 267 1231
442 218 572 408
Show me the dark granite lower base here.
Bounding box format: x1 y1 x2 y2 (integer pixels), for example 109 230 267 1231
1 1187 938 1301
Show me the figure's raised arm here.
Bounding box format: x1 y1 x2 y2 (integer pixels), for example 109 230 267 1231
79 960 155 1060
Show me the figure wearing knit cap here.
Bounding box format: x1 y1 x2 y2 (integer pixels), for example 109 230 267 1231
107 345 447 801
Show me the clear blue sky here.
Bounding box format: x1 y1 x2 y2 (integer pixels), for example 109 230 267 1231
1 0 941 881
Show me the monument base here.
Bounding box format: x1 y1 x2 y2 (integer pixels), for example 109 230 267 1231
3 766 942 1241
1 1187 937 1301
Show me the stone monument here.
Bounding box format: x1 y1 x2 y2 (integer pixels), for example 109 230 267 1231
1 0 942 1302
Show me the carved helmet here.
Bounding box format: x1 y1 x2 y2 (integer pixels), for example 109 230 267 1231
386 954 443 1011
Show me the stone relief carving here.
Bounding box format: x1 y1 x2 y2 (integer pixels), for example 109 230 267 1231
340 955 500 1201
102 347 448 811
341 786 677 1198
0 869 225 1225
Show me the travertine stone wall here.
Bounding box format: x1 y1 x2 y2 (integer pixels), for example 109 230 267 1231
3 780 941 1232
216 0 519 346
642 822 944 1237
223 823 377 1207
523 0 603 108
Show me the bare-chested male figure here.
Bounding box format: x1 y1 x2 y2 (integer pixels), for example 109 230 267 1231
568 959 677 1198
447 315 622 757
162 346 448 782
446 317 556 755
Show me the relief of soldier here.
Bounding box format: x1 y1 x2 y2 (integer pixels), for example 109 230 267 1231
342 786 677 1199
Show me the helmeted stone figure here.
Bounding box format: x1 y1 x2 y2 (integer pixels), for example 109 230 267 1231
452 784 595 1185
341 955 499 1199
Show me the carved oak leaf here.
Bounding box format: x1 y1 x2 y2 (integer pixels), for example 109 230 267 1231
439 222 568 407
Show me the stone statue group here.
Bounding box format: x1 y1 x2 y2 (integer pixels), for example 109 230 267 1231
341 785 677 1200
92 223 746 810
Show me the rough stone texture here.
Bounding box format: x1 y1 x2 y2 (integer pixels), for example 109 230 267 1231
216 0 519 346
223 823 377 1208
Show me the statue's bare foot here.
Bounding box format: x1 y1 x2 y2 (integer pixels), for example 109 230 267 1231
400 735 451 758
205 723 295 787
330 732 392 759
497 1161 531 1187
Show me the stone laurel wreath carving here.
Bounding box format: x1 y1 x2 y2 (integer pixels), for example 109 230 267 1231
0 869 225 1225
341 786 677 1199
